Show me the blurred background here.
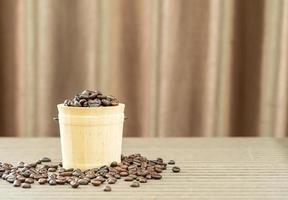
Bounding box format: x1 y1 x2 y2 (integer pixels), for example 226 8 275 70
0 0 288 137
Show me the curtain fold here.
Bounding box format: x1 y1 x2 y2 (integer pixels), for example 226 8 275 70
0 0 288 137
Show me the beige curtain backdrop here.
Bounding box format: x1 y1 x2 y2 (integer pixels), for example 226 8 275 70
0 0 288 137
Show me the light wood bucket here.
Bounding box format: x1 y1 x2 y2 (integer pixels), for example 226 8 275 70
57 103 125 170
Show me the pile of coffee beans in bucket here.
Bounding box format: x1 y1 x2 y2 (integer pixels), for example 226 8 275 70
63 90 119 107
0 154 180 191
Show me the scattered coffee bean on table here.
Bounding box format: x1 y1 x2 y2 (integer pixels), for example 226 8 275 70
22 183 31 189
0 154 180 191
70 180 79 188
63 90 120 107
104 185 112 192
172 166 181 173
168 160 175 165
41 157 51 162
13 180 21 187
130 181 140 187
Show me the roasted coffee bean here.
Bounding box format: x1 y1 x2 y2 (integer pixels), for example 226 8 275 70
151 173 162 180
110 161 118 167
17 162 25 168
101 99 111 106
17 176 26 183
107 178 116 184
13 180 21 187
88 99 101 107
36 160 42 165
25 178 34 184
38 178 47 185
59 172 72 176
22 183 31 189
78 179 89 185
110 99 119 106
28 163 37 168
172 166 180 173
114 174 121 179
41 157 51 162
168 160 175 165
124 176 134 182
103 185 112 192
139 178 147 183
96 94 106 99
6 177 16 183
119 171 128 177
91 180 102 186
56 179 66 185
130 181 140 187
48 168 56 172
94 176 105 183
48 179 57 186
155 167 162 173
70 180 79 188
22 171 31 178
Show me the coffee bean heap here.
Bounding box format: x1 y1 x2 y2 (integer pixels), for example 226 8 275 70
63 90 119 107
0 154 180 191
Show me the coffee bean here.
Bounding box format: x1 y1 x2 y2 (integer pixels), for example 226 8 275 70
59 172 72 177
6 177 15 183
151 173 162 180
65 168 74 172
114 174 121 179
124 176 134 182
48 168 56 172
111 100 119 106
78 179 89 185
110 161 118 167
41 157 51 162
97 94 106 99
13 180 21 187
168 160 175 165
155 167 162 173
70 180 79 188
91 180 102 186
25 178 34 184
22 183 31 188
107 178 117 184
119 171 128 177
88 99 101 107
172 166 180 173
38 178 47 185
22 171 31 178
101 99 111 106
139 178 147 183
56 179 66 185
94 176 105 183
36 160 42 165
17 162 25 168
130 181 140 187
17 176 26 183
48 179 57 186
103 185 111 192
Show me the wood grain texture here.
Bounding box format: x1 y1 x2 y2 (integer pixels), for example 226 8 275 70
1 138 288 199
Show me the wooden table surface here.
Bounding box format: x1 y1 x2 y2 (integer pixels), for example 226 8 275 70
1 138 288 199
